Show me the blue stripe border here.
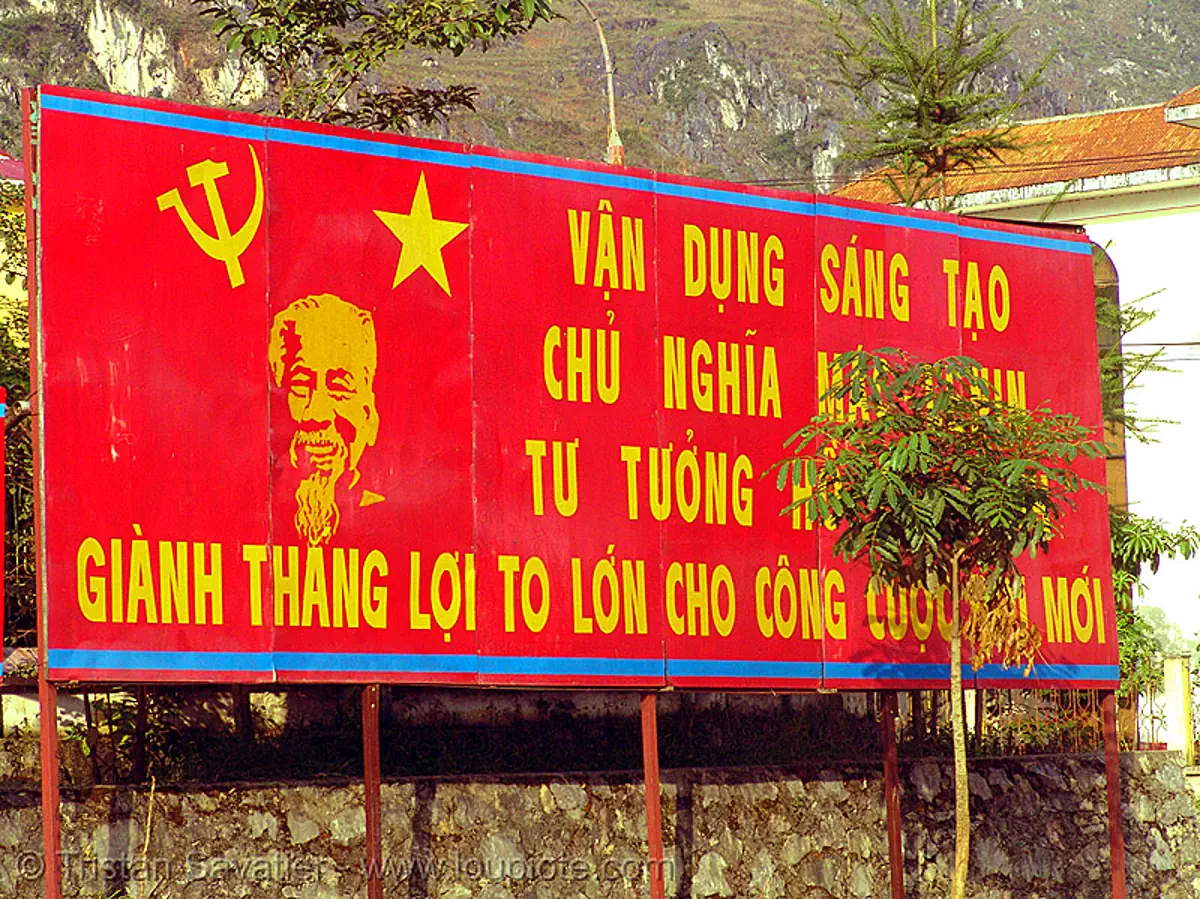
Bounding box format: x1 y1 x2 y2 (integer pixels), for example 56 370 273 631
668 659 822 680
48 649 660 679
48 648 274 673
479 655 664 678
275 652 477 674
825 662 1119 683
41 94 267 141
42 92 1090 256
973 663 1120 682
825 662 976 681
47 650 1118 684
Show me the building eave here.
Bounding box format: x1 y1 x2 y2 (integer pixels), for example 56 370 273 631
1165 103 1200 129
952 163 1200 213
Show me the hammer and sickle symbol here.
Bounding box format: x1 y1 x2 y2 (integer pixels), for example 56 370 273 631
156 145 265 289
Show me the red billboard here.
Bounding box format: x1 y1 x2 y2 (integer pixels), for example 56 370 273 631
32 86 1118 689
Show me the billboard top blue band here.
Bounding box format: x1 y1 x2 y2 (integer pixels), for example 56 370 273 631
41 92 1090 257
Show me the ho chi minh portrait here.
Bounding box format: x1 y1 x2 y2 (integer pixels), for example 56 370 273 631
269 293 385 546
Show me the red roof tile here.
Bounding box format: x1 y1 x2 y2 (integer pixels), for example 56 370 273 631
1167 84 1200 109
0 153 23 182
837 91 1200 205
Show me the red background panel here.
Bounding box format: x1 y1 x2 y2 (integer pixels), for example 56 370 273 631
39 99 274 681
34 86 1116 689
956 227 1097 370
263 144 477 683
470 151 665 686
655 174 821 689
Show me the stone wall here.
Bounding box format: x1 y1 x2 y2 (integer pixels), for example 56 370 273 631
0 753 1196 898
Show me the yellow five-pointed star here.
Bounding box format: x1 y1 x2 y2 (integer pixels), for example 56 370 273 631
374 172 468 295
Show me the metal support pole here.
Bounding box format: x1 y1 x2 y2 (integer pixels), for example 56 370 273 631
233 684 254 746
39 675 62 899
1102 690 1127 899
882 691 904 899
363 684 383 899
641 693 665 899
26 87 57 895
0 384 6 686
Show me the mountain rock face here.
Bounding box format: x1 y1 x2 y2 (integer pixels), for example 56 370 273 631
86 0 177 98
2 0 1198 187
619 24 818 176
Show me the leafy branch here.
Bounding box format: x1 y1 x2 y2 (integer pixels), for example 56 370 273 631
817 0 1046 208
197 0 556 130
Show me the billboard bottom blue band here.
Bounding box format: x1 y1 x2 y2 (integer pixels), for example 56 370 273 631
46 650 1118 685
668 659 822 680
973 663 1119 682
48 649 274 673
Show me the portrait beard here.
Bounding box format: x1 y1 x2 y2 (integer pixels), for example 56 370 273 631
290 426 350 546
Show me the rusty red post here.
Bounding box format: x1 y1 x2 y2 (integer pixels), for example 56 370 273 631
39 675 62 898
233 684 254 746
363 684 383 899
24 86 60 899
1102 690 1127 899
0 384 6 679
641 693 665 899
882 691 904 899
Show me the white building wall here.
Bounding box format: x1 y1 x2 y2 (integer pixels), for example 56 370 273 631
1088 206 1200 635
978 188 1200 634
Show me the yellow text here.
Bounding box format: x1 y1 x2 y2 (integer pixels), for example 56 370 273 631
620 444 754 526
76 532 223 626
525 438 579 517
819 239 910 322
568 200 646 294
683 224 784 309
1043 570 1106 645
944 259 1010 333
241 544 387 630
543 326 620 404
572 553 649 635
665 561 736 637
754 559 846 641
662 335 781 418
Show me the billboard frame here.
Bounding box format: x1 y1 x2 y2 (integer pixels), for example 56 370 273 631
20 85 1128 899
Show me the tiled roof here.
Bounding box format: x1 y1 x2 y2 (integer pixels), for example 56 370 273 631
836 89 1200 205
0 152 22 182
1167 84 1200 109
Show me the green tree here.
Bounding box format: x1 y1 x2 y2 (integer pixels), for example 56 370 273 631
1095 290 1170 444
817 0 1044 208
1110 511 1200 603
775 349 1103 899
1114 603 1161 701
198 0 555 131
1110 511 1199 697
